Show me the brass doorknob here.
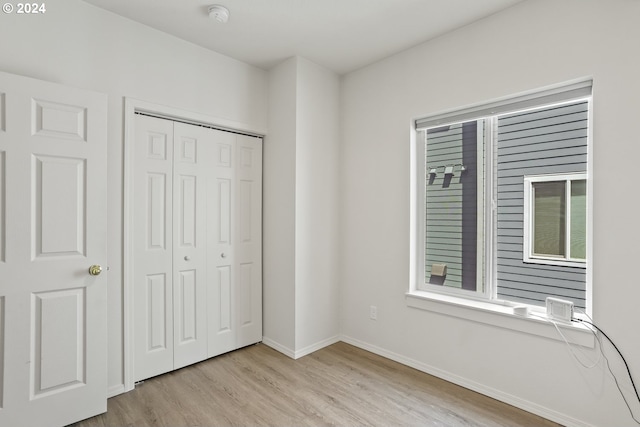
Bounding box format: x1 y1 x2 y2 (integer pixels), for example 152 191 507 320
89 265 102 276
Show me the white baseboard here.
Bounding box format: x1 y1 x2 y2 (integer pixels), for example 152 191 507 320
339 335 594 427
262 335 340 359
262 337 296 359
294 335 341 359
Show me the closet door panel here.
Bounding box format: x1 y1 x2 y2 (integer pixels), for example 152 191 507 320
172 123 208 369
236 136 263 347
133 115 174 382
207 131 236 357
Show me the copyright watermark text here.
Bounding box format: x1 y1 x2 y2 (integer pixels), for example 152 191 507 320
3 3 47 14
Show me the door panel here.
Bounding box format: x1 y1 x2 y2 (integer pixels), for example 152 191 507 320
32 288 85 396
33 155 86 258
172 123 207 370
0 92 5 131
217 265 232 331
146 273 168 351
133 115 174 382
177 137 197 163
236 136 262 347
217 179 232 244
239 263 254 327
239 180 253 243
0 71 107 427
147 173 168 250
207 131 236 357
0 150 6 262
178 175 197 247
177 270 197 343
32 99 87 141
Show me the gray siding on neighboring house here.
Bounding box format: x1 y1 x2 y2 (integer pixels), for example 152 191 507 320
425 122 479 290
496 101 588 308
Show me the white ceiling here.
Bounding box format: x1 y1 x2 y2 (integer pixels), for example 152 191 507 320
83 0 523 75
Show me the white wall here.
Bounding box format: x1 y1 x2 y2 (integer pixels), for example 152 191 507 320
263 58 298 352
294 57 340 352
0 0 267 394
264 57 341 357
339 1 640 426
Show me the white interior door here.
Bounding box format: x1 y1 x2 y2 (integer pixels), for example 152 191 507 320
0 71 108 427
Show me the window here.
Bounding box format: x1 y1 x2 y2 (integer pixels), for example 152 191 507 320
421 120 485 297
523 174 587 266
414 81 591 310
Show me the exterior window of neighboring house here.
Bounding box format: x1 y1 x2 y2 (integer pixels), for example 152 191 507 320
523 174 587 267
414 81 591 309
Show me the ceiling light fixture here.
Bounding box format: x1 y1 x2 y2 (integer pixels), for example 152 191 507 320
208 5 230 23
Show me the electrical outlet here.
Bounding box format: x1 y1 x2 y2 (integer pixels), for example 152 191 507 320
370 305 377 320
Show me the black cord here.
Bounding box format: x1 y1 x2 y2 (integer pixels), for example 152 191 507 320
581 323 640 425
575 318 640 410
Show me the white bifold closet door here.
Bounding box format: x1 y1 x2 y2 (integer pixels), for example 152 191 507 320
133 115 262 382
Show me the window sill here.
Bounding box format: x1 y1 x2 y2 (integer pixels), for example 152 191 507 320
405 290 594 348
523 256 587 269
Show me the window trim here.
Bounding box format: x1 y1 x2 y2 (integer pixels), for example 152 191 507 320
411 80 593 316
523 173 588 268
415 80 592 131
405 290 595 348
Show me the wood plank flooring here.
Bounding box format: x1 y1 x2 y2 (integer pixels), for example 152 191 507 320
70 342 560 427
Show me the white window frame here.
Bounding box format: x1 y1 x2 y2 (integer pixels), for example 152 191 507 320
523 173 588 268
411 84 592 311
416 120 490 300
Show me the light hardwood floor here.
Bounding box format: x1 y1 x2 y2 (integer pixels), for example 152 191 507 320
70 342 560 427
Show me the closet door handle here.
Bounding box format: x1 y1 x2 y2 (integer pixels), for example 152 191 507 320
221 253 226 258
184 256 191 261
